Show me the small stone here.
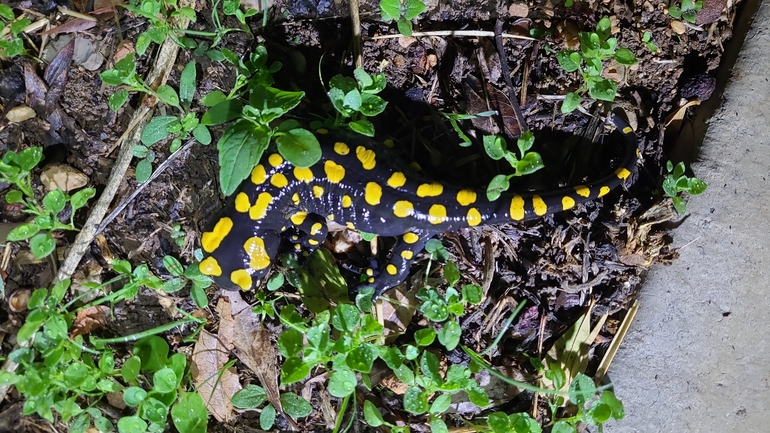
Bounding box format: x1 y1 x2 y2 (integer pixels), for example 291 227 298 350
398 36 417 48
670 20 687 35
40 163 89 192
6 106 36 123
508 2 528 17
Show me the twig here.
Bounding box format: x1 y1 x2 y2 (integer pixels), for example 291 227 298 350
348 0 363 68
368 29 536 41
96 139 196 235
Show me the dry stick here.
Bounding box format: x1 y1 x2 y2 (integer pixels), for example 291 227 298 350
348 0 363 68
368 29 536 41
0 1 192 402
494 18 528 133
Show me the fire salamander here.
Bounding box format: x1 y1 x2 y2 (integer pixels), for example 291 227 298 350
199 114 637 297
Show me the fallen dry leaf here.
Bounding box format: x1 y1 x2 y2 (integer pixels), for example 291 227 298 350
70 305 109 338
40 163 89 192
5 106 36 123
191 329 240 423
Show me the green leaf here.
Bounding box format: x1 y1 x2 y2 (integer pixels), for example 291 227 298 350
7 223 40 241
328 368 357 397
689 178 707 194
43 189 66 214
153 368 177 393
561 92 581 114
429 394 452 415
134 336 169 372
596 16 611 41
569 372 597 406
100 69 127 86
30 233 55 258
108 90 130 111
672 196 686 214
586 401 612 425
260 404 276 429
397 18 413 37
404 0 427 19
5 190 23 204
179 61 197 106
70 188 96 211
430 417 448 433
349 119 375 137
278 328 304 357
587 78 617 102
118 415 147 433
486 174 510 201
122 356 141 383
124 387 148 407
276 129 322 168
437 320 461 350
552 420 576 433
615 48 637 65
483 135 506 160
556 51 580 72
200 90 227 107
379 0 399 20
233 384 267 408
142 116 179 146
192 124 211 145
600 390 625 419
218 120 271 196
281 357 310 384
0 4 15 20
668 5 682 18
280 393 312 420
202 99 244 126
363 400 385 427
332 303 360 332
136 158 153 183
515 152 544 176
359 93 387 117
414 328 436 346
171 392 207 433
346 343 378 373
156 84 180 108
403 386 429 414
443 261 460 286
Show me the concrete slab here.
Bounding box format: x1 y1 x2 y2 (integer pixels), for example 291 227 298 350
607 1 770 430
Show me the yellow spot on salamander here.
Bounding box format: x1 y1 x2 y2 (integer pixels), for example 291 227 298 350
366 268 374 276
308 239 320 246
249 192 273 220
294 243 302 251
393 200 414 218
387 172 407 188
598 186 611 197
365 182 382 205
532 195 547 216
401 250 413 260
293 167 314 183
623 126 634 134
427 204 447 225
575 185 590 198
310 222 324 235
403 232 419 244
230 269 252 291
342 195 352 208
292 193 300 205
202 217 233 253
367 277 375 283
383 139 395 148
417 182 444 198
562 196 576 210
268 153 283 167
509 195 525 221
244 236 271 270
291 211 308 225
456 189 477 206
316 128 329 134
199 256 222 277
270 173 288 188
235 192 250 213
356 146 377 170
334 142 350 155
327 214 335 221
324 160 346 183
313 185 324 198
251 164 267 185
616 167 631 180
386 264 397 275
346 222 355 229
466 207 482 226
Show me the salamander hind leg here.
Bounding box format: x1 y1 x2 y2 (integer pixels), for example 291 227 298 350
354 229 431 299
283 212 329 253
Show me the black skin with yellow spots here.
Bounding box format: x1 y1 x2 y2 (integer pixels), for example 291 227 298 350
199 114 638 297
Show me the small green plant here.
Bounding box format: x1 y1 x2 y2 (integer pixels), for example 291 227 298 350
662 160 707 214
668 0 703 24
135 61 213 182
642 31 658 53
556 16 638 113
123 0 198 55
2 270 207 433
231 384 312 429
201 45 321 195
314 67 388 137
379 0 426 36
0 5 30 57
1 148 96 259
484 131 545 200
100 53 177 112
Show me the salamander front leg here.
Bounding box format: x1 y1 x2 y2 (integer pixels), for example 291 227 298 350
355 229 430 299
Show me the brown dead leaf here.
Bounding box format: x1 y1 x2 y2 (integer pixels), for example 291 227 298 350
23 62 47 116
70 306 109 338
45 38 74 116
41 19 97 36
191 329 240 423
